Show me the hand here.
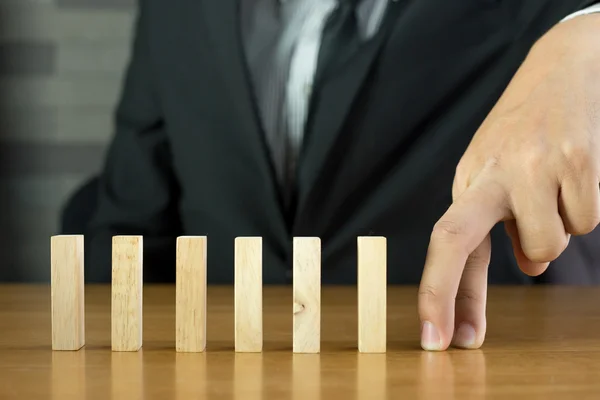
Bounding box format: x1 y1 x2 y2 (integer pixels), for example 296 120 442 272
418 14 600 351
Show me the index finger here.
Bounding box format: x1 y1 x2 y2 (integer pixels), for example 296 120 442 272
418 178 509 350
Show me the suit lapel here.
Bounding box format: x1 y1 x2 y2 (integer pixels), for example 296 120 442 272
200 1 260 135
295 3 404 223
199 0 287 217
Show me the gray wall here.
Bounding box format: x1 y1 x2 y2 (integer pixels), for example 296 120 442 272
0 0 136 281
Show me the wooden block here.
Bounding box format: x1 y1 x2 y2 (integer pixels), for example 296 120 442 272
293 237 321 353
176 236 207 353
235 237 263 352
50 235 85 351
111 236 143 352
357 236 387 353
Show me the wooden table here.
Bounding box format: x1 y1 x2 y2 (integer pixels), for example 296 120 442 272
1 285 600 399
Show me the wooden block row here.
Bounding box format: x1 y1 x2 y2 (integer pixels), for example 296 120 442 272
50 235 387 353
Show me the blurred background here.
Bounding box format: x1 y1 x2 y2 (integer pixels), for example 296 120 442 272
0 0 135 281
0 1 597 285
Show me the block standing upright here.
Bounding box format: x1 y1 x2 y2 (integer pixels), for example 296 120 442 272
357 236 387 353
293 237 321 353
111 236 143 351
50 235 85 351
176 236 207 352
234 237 263 352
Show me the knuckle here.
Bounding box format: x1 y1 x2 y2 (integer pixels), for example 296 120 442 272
418 284 440 301
560 141 593 172
455 288 481 304
418 284 442 321
521 149 546 175
431 219 466 242
465 251 490 270
483 155 502 170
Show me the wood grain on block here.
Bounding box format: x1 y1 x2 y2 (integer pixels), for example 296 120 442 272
235 237 263 352
111 236 143 352
50 235 85 351
293 237 321 353
176 236 207 352
357 236 387 353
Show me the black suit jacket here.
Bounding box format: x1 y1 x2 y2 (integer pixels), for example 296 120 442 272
84 0 600 284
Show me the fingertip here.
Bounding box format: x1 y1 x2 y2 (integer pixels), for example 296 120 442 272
519 262 550 277
451 322 484 349
420 321 447 351
521 244 566 264
505 220 553 276
418 284 456 352
515 249 550 276
514 212 569 265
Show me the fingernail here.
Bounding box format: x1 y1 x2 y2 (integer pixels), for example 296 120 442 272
453 323 476 348
421 321 442 351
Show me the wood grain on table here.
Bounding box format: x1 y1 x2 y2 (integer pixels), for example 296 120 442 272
1 285 600 399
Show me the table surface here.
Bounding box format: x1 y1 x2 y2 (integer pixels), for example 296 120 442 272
1 285 600 399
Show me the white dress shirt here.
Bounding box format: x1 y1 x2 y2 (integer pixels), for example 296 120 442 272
242 1 600 194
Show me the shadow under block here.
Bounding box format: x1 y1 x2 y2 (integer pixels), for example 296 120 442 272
176 236 207 352
234 237 263 352
50 235 85 351
293 237 321 353
357 236 387 353
111 236 143 352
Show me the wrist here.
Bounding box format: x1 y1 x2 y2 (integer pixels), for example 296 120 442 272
491 13 600 122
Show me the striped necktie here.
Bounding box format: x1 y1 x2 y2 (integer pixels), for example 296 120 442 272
314 0 361 85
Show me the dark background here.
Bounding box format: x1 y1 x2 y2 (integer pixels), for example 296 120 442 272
0 0 135 281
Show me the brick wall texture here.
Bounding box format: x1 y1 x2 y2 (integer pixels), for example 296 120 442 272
0 0 136 281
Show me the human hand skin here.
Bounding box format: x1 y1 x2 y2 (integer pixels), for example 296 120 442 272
418 14 600 351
